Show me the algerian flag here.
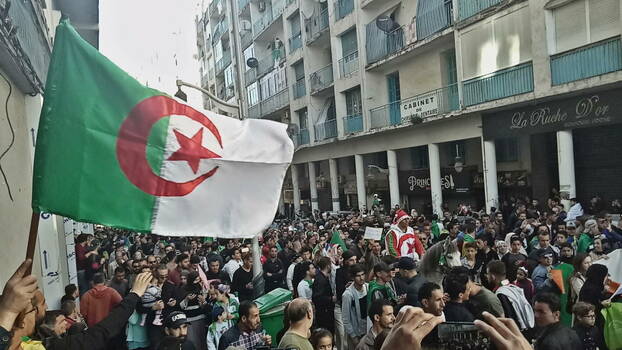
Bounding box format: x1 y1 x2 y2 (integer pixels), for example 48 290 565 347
32 20 293 238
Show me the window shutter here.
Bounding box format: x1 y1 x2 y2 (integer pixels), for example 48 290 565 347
460 24 493 79
494 7 532 69
554 1 587 52
589 0 620 42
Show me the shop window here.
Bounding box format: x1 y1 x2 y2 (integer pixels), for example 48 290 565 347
552 0 620 53
412 147 429 169
495 137 519 162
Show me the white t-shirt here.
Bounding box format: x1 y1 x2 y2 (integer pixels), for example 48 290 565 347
297 279 313 300
223 259 243 281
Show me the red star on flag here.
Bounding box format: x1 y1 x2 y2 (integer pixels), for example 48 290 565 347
167 128 221 173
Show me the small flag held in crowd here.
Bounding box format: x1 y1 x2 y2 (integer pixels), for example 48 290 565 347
32 20 293 238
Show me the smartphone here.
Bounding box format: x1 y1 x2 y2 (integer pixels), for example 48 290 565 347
437 322 494 350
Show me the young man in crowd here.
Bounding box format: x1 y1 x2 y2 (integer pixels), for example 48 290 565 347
502 236 528 282
80 273 123 327
393 257 427 307
485 260 534 331
356 299 395 350
263 246 285 292
533 293 582 350
342 264 368 350
231 252 254 302
312 256 335 332
108 266 130 297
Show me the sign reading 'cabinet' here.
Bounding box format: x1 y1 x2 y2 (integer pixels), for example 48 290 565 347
483 88 622 139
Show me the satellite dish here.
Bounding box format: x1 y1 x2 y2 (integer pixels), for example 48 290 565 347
246 57 258 68
287 123 300 136
376 15 397 33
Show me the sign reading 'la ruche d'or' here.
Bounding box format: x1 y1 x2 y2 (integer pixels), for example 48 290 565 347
483 89 622 139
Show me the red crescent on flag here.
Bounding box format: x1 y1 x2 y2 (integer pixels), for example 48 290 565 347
116 95 222 197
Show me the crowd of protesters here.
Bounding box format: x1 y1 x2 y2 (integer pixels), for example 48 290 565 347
0 193 621 350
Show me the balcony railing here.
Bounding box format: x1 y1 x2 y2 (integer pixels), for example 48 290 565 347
248 103 261 118
458 0 502 21
245 68 257 85
261 88 290 117
463 62 533 107
293 78 306 99
215 53 232 75
309 64 334 94
257 47 286 77
241 31 252 49
416 1 453 40
366 23 404 65
289 32 303 54
238 0 251 13
213 18 229 42
339 51 359 78
370 84 459 129
335 0 354 20
343 114 363 134
296 128 310 145
314 119 338 140
305 7 330 44
551 37 622 86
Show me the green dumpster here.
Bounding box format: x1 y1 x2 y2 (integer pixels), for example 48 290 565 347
255 288 292 342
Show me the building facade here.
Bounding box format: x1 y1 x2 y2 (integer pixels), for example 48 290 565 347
197 0 622 217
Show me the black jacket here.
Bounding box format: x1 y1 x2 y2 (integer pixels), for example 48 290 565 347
534 323 582 350
444 301 475 323
394 273 427 307
312 270 334 313
263 258 285 292
44 293 140 350
335 266 350 304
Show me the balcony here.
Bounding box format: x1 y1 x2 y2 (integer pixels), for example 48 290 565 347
238 0 251 13
257 47 286 77
289 32 302 54
213 18 229 42
339 51 359 78
416 0 453 40
551 37 622 86
241 31 252 49
343 114 363 134
366 23 404 65
314 119 338 140
309 64 334 94
296 128 310 146
458 0 502 21
261 88 290 117
463 62 533 107
335 0 354 21
253 0 286 38
305 7 329 45
369 84 459 129
245 68 257 86
293 78 306 99
248 103 261 118
215 53 232 75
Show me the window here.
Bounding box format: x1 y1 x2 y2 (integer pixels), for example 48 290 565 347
247 82 259 106
293 61 305 80
495 138 519 162
345 87 362 116
290 13 301 35
412 146 429 169
243 44 255 72
224 66 234 88
553 0 620 53
341 28 358 56
460 6 532 79
297 108 308 129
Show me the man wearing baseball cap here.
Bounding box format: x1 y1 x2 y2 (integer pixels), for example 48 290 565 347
532 249 554 293
394 257 427 307
161 311 192 346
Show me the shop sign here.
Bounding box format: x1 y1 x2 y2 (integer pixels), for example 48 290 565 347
401 92 439 119
399 167 474 194
483 89 622 139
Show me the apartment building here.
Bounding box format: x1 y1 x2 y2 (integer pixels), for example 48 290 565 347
196 0 622 216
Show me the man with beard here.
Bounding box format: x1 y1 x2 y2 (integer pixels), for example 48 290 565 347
159 311 195 350
356 299 395 350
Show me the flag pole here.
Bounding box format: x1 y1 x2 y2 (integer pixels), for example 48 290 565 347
25 212 40 275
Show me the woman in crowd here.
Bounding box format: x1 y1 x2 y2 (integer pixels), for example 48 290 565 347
570 253 592 304
579 264 611 348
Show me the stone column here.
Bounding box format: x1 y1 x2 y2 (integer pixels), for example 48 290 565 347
354 154 367 211
428 143 443 217
387 150 400 208
329 158 341 211
482 139 499 214
308 162 319 211
557 130 576 210
291 164 301 215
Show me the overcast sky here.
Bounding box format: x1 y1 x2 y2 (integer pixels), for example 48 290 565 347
99 0 204 106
